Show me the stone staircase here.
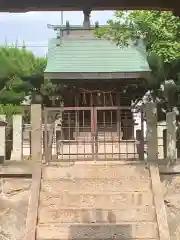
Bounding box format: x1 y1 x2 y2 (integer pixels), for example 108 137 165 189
36 162 169 240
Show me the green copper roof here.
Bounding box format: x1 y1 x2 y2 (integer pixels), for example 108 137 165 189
45 36 150 73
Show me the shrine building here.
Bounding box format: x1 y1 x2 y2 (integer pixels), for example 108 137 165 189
44 12 150 160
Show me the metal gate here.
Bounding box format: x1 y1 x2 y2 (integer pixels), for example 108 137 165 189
43 106 144 162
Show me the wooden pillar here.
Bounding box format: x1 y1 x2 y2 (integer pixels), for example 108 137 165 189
31 104 42 161
145 102 158 161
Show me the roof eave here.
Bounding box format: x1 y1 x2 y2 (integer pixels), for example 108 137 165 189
44 71 150 80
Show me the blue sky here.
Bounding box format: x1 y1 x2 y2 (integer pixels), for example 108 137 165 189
0 11 114 56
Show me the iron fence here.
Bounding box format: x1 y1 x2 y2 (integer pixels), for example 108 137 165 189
43 106 144 162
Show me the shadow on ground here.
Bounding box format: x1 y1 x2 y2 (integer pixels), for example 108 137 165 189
69 208 132 239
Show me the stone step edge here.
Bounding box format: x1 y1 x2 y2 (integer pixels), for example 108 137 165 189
40 190 152 194
39 206 154 209
44 161 147 166
37 222 157 227
42 176 150 180
36 222 158 239
38 206 155 210
40 191 153 195
42 178 151 182
37 238 156 240
40 191 153 196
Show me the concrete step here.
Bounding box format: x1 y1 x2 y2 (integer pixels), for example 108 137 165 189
42 164 149 180
36 163 163 240
41 178 151 193
38 206 156 223
40 192 154 208
36 222 158 239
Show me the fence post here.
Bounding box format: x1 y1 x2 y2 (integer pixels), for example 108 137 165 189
136 129 144 160
166 111 176 160
145 102 158 161
11 115 23 161
31 104 42 161
0 115 6 163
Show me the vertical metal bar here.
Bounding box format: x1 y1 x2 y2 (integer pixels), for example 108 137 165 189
103 111 105 128
83 110 85 159
68 111 70 160
76 109 79 161
116 92 121 160
91 108 95 160
82 110 85 128
141 107 145 160
75 110 79 138
119 109 122 160
111 110 113 159
91 107 97 161
75 94 80 138
75 110 79 160
61 111 64 161
117 108 120 160
116 92 120 136
55 127 58 161
103 94 106 106
133 128 136 159
61 122 64 161
110 110 113 128
117 110 120 139
103 110 106 159
94 108 98 161
125 111 128 159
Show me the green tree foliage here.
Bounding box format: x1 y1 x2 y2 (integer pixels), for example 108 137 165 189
146 52 180 112
94 11 180 62
0 44 47 105
94 11 180 114
0 45 47 160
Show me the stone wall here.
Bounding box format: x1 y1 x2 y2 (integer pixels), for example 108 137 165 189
161 174 180 240
0 177 31 240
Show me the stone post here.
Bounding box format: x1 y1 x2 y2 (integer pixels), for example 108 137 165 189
31 104 42 161
166 111 176 160
145 102 158 161
0 115 6 163
11 115 23 161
